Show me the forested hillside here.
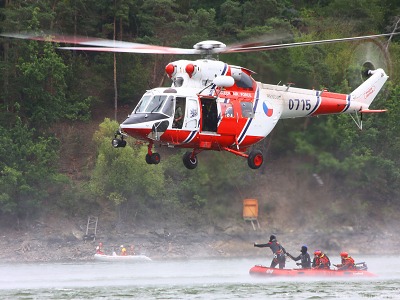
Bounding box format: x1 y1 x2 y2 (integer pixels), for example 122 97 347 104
0 0 399 232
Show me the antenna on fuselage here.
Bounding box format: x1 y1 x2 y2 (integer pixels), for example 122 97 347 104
198 82 214 95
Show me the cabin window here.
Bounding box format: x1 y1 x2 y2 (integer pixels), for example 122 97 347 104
241 101 254 118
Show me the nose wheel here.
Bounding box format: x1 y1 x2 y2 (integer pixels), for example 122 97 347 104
145 153 161 164
145 142 160 164
183 151 199 169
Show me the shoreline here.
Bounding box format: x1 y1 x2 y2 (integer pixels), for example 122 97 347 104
1 221 399 264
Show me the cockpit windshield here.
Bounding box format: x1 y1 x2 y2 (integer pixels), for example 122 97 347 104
147 95 167 112
135 94 152 113
134 94 174 117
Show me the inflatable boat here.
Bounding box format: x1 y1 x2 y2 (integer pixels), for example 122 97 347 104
94 253 152 262
249 263 375 277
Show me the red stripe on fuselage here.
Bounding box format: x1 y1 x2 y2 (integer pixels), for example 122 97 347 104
312 91 348 115
237 135 264 148
122 127 264 151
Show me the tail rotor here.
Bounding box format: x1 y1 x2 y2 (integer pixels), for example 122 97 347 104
347 38 392 89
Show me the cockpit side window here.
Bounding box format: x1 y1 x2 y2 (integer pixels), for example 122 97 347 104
135 94 152 113
162 96 174 116
147 95 168 113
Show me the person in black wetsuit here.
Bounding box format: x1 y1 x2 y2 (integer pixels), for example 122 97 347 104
254 234 287 269
287 245 311 269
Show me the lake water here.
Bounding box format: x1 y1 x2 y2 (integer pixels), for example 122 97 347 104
0 255 399 299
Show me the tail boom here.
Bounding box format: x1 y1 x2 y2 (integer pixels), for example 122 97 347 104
278 68 388 119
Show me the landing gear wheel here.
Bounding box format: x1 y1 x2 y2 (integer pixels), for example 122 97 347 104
150 153 161 164
248 150 263 169
145 154 152 164
145 153 160 164
183 151 198 169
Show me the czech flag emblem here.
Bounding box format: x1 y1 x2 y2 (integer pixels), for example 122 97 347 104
263 102 273 117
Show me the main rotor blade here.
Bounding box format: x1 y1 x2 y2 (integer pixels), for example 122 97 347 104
225 31 292 49
223 33 399 53
58 46 199 54
1 32 198 54
3 31 398 55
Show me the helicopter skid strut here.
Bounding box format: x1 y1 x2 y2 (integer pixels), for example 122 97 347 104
222 147 264 169
222 147 249 158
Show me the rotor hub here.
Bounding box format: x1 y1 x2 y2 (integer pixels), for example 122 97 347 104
193 40 226 52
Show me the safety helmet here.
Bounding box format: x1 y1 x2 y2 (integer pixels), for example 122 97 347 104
120 245 124 248
269 234 277 242
314 250 322 256
301 245 307 252
340 251 348 258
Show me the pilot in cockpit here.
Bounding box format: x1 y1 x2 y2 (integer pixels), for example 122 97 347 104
173 104 183 128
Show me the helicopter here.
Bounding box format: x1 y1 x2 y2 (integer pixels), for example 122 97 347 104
2 32 395 169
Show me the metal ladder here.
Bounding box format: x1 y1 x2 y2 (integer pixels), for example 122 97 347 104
85 216 98 241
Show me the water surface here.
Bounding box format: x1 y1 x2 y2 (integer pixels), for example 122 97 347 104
0 255 398 299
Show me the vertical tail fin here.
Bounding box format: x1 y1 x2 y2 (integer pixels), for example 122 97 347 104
351 69 388 108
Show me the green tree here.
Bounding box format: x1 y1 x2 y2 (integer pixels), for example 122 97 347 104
241 0 286 28
0 119 65 218
90 119 167 213
17 38 67 127
219 0 242 35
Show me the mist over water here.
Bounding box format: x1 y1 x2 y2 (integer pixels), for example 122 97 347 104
0 256 399 299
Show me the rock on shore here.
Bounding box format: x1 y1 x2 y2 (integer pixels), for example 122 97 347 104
1 217 399 263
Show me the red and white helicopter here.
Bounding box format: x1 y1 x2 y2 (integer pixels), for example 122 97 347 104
3 32 395 169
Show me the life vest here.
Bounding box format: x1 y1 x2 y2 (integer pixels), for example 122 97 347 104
315 254 330 269
342 256 355 269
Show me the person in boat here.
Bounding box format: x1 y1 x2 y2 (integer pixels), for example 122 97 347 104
287 245 311 269
120 245 127 256
334 251 356 270
130 244 135 255
96 242 104 255
254 234 287 269
312 250 331 269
